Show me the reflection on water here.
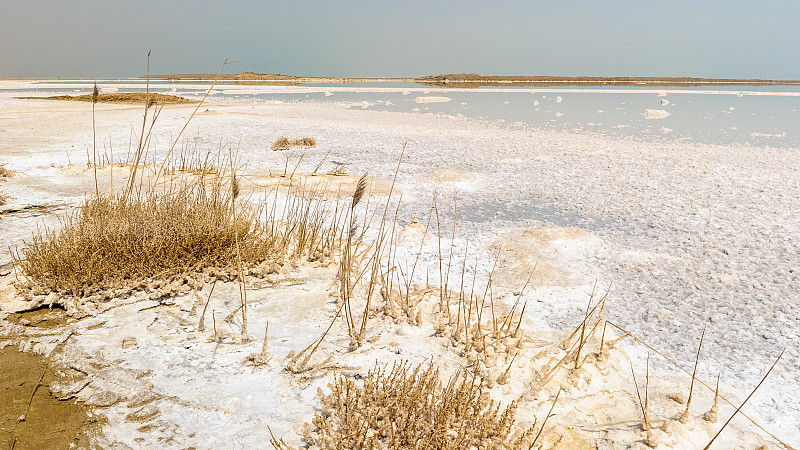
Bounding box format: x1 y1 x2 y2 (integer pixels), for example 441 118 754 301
2 81 799 148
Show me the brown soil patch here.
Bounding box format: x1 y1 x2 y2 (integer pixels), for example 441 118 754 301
6 307 71 329
0 346 97 449
491 226 592 288
17 93 194 104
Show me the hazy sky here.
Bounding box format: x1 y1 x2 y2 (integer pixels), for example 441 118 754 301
2 0 799 78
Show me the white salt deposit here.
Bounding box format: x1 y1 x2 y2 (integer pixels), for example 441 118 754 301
415 96 451 103
1 92 798 447
644 109 671 119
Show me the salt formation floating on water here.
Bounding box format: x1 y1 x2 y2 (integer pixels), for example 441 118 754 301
643 109 670 119
415 96 451 103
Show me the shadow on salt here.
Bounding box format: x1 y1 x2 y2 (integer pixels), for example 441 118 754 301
457 197 616 231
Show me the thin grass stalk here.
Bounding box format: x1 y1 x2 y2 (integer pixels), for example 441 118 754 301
92 82 99 197
703 350 784 450
152 58 231 188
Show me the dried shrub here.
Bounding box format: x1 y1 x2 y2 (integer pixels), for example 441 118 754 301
295 137 316 148
16 181 342 297
272 137 291 151
272 137 317 151
0 165 12 178
301 361 534 449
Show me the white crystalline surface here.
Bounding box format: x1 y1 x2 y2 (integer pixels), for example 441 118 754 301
1 93 798 447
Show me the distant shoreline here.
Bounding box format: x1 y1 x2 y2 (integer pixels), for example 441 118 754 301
4 72 800 87
414 73 800 87
140 72 800 87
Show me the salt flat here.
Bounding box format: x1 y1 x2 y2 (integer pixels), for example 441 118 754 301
1 94 797 448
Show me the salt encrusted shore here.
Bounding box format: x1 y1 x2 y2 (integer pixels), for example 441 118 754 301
0 95 797 447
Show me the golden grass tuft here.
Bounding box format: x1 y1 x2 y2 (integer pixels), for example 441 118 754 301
298 361 534 449
271 137 317 151
15 179 341 297
0 165 13 178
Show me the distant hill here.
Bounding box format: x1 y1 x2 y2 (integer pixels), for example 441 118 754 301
414 73 800 87
142 72 300 83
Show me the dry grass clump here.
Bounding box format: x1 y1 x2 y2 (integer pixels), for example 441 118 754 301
271 136 317 151
294 361 533 449
17 187 249 296
15 180 340 297
0 165 12 178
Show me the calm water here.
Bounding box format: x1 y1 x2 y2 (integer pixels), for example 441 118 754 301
3 80 799 148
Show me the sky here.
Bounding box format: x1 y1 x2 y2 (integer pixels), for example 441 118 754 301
2 0 800 79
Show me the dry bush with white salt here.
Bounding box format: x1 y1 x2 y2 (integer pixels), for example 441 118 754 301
298 361 534 449
15 179 344 298
272 136 317 151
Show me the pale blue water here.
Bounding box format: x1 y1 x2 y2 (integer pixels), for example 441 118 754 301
5 80 800 148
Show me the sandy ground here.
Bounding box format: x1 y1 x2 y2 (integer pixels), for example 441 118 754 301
0 95 797 448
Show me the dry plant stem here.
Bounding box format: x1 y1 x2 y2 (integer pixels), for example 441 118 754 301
644 353 650 419
444 198 457 319
125 50 152 201
574 283 596 368
198 278 218 331
261 321 269 355
152 58 231 188
230 168 248 338
303 293 348 364
685 326 706 415
603 322 789 448
434 203 448 319
703 350 784 450
629 360 649 429
92 82 99 197
341 173 367 342
531 388 561 448
600 321 607 353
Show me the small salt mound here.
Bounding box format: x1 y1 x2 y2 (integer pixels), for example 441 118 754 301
100 86 119 93
643 109 670 119
555 112 563 117
660 127 673 133
657 92 668 97
556 96 563 103
415 96 451 104
661 99 670 106
324 92 333 97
